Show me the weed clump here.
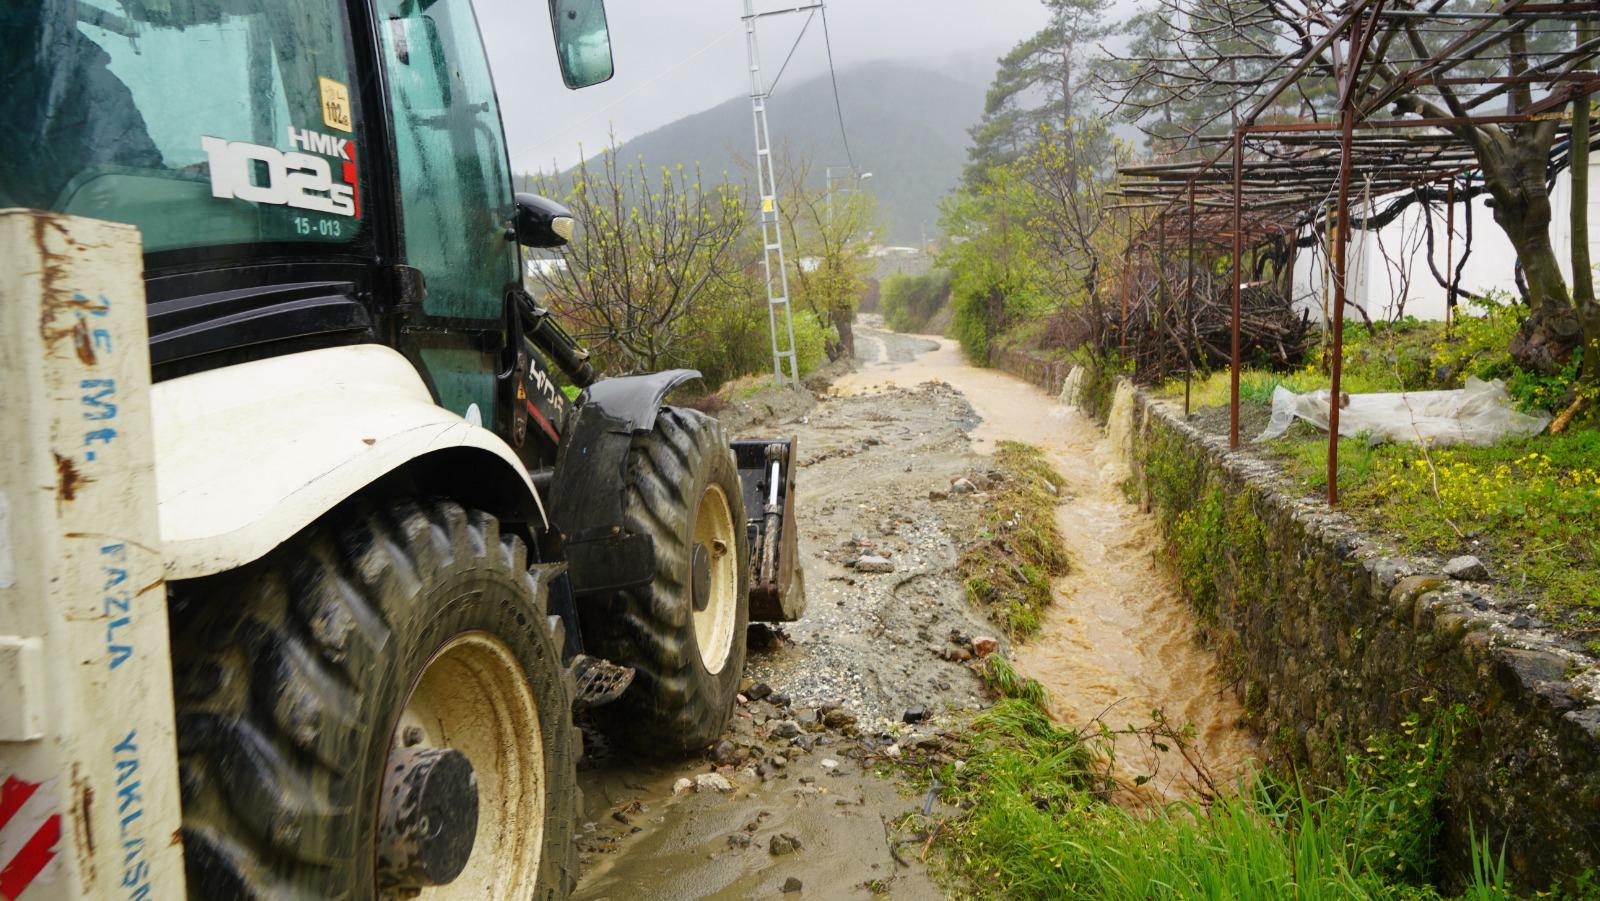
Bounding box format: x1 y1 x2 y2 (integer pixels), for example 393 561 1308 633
956 442 1070 640
911 698 1563 899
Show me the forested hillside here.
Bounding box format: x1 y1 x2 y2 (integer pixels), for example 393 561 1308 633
527 62 986 245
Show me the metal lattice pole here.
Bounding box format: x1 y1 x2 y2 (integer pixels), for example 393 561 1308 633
742 0 811 385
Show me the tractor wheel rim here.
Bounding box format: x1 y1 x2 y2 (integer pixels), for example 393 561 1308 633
385 632 545 899
692 484 739 675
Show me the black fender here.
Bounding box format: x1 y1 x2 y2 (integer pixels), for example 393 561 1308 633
549 369 702 595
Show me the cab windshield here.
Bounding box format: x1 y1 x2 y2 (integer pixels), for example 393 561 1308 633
0 1 369 256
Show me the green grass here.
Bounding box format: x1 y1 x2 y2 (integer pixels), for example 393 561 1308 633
1152 312 1600 633
958 442 1071 640
912 690 1562 900
1269 429 1600 630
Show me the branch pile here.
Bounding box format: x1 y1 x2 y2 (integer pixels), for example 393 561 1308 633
1089 263 1313 383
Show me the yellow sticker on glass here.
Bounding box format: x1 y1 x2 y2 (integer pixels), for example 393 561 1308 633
319 77 353 133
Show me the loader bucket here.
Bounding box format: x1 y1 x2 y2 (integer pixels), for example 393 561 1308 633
732 438 804 622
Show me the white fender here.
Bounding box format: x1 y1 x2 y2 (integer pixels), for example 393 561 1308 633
152 344 545 580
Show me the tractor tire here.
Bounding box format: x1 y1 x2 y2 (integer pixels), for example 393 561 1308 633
589 407 750 754
167 498 579 900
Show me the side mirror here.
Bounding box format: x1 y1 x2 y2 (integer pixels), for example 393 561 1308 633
548 0 615 89
514 193 576 248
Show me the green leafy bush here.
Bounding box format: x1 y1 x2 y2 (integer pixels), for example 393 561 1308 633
881 270 953 333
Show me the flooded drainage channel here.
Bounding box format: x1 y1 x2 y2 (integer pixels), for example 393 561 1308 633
836 328 1258 803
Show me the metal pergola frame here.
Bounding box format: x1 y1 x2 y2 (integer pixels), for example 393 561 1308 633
1110 0 1599 505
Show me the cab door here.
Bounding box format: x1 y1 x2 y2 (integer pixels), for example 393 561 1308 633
377 0 520 427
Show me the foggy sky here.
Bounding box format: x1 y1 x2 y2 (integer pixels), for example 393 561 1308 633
477 1 1052 173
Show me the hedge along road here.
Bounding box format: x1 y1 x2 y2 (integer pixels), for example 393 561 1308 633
836 319 1259 803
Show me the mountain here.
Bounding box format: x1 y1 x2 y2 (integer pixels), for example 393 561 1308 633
543 61 989 245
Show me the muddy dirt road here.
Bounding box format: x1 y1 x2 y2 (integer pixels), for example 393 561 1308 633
572 322 1254 899
838 325 1258 801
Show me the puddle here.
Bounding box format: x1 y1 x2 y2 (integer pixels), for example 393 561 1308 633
837 328 1259 803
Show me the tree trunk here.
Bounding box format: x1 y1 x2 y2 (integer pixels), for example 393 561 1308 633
1573 29 1597 383
829 304 855 363
1485 142 1583 373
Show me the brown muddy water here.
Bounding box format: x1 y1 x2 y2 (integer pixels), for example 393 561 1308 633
837 325 1259 803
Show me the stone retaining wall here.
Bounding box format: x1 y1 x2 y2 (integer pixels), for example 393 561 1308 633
1124 387 1600 888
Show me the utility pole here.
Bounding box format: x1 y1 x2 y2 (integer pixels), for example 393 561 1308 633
743 0 824 385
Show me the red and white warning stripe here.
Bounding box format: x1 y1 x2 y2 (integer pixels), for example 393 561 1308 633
0 777 60 900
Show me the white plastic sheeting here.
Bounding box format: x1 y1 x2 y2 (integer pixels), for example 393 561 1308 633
1257 377 1551 446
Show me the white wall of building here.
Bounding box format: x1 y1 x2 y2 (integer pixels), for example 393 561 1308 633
1292 158 1600 325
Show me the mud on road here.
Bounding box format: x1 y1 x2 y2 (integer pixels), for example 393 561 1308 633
573 324 1256 899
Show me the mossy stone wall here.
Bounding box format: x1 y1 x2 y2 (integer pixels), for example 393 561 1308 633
1127 389 1600 889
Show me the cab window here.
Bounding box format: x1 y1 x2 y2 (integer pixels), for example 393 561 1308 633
0 1 369 255
379 0 519 321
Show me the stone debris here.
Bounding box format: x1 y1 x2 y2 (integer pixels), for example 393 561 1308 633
1445 555 1488 581
711 739 743 766
672 777 693 795
769 833 802 856
695 773 735 793
971 636 999 657
782 876 804 893
853 554 896 573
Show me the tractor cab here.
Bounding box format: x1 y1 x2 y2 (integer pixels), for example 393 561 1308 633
2 0 605 459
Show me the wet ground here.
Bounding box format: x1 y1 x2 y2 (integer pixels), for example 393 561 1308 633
572 321 1257 898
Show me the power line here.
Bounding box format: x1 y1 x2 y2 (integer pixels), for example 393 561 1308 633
767 10 815 97
818 3 858 172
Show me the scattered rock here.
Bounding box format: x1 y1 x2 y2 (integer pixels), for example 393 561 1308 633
748 623 783 652
769 833 802 856
711 739 741 766
672 778 693 795
819 758 841 773
782 876 804 893
884 743 902 760
928 489 949 501
903 706 929 724
745 682 774 702
770 754 788 768
972 636 1000 658
821 707 858 730
771 719 802 739
853 555 895 574
951 478 977 495
695 773 735 793
728 833 752 849
1445 555 1488 581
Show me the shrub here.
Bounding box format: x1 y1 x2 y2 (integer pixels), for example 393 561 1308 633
881 270 953 333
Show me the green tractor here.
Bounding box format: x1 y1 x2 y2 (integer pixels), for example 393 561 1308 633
2 1 801 897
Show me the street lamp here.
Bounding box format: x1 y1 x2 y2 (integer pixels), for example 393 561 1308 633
826 168 872 226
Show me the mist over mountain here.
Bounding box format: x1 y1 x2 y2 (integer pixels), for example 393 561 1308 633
537 61 990 245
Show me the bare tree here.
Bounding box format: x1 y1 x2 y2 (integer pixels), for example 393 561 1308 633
773 153 878 362
529 147 748 374
1105 0 1600 377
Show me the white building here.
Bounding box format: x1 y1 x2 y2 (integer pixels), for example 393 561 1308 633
1292 157 1600 323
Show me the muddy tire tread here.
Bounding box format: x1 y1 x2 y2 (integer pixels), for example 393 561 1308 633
171 498 579 899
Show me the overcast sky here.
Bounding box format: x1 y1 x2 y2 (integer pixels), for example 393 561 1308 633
476 1 1054 173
